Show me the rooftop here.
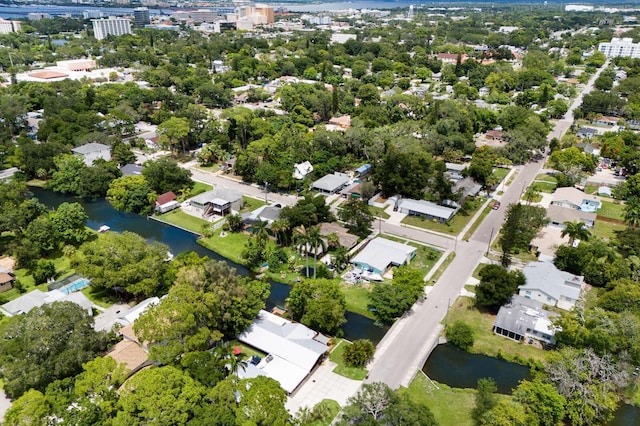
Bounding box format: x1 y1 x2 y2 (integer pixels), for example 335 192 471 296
312 172 350 193
190 188 243 206
519 260 583 302
351 237 416 273
398 198 457 221
71 142 111 155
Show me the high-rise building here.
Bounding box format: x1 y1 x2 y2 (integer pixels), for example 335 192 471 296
92 17 133 41
189 9 218 23
251 4 274 24
133 7 150 27
0 19 21 34
598 38 640 59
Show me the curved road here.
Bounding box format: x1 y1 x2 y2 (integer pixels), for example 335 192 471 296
365 61 610 389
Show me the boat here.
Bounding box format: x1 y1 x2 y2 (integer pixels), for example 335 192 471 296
98 225 110 233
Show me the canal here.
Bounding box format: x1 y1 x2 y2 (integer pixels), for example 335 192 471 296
30 187 388 343
422 344 640 424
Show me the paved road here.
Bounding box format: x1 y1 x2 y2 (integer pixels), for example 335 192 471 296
365 61 610 389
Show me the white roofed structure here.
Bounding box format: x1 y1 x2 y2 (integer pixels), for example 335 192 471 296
351 237 417 274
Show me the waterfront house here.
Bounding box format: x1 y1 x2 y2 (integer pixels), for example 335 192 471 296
351 237 416 275
72 142 111 166
493 295 558 345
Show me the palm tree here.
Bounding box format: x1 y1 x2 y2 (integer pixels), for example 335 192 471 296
625 197 640 228
270 219 289 247
561 220 591 245
307 225 327 279
294 225 311 278
251 219 270 243
332 246 350 272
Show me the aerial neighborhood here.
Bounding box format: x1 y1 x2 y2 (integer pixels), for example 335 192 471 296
2 1 640 424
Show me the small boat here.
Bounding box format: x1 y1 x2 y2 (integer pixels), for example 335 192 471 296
98 225 110 233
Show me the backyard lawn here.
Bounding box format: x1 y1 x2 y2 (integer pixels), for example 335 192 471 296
444 296 549 364
532 174 557 193
157 209 211 234
592 220 626 241
241 196 266 213
329 339 368 380
1 255 75 303
401 197 487 234
598 200 625 222
400 374 476 426
341 282 374 319
198 229 252 265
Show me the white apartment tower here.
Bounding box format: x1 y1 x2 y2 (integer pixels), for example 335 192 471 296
598 38 640 59
92 17 133 41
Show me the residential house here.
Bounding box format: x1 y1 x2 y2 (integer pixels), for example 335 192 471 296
591 116 619 127
0 289 93 317
293 161 313 180
576 127 597 139
437 53 467 64
189 188 244 217
328 114 351 130
120 163 143 176
351 237 416 275
242 205 281 225
72 142 111 166
546 205 597 228
493 295 558 345
485 129 504 141
0 167 19 181
445 162 466 180
551 187 601 213
518 259 584 310
319 222 358 249
237 309 331 393
0 272 15 293
155 191 180 213
398 198 458 223
454 177 482 200
311 172 350 194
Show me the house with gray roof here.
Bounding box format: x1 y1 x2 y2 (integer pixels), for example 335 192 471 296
493 295 558 345
518 260 584 310
0 289 93 317
351 237 417 275
120 163 143 176
72 142 111 166
189 188 243 217
546 205 596 228
576 127 597 139
398 198 458 223
237 310 330 393
242 205 281 225
311 172 350 194
551 187 601 213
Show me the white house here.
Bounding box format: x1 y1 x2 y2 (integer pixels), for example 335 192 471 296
237 310 330 393
293 161 313 180
546 205 597 228
493 295 558 345
351 237 417 275
189 188 244 217
0 289 93 317
518 259 584 311
398 198 458 223
72 142 112 166
551 187 601 213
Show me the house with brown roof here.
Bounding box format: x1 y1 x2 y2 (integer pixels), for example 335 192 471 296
437 53 468 64
155 191 179 213
0 272 15 293
328 114 351 129
485 130 504 141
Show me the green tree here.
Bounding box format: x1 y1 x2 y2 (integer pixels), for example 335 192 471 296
135 261 269 364
111 141 136 166
472 378 498 425
0 302 110 399
307 225 327 279
287 278 346 335
157 116 190 154
107 175 155 215
142 157 193 194
115 366 210 426
74 357 129 418
500 203 548 266
50 202 90 245
512 380 566 426
476 265 525 312
624 197 640 228
479 400 531 426
561 220 591 245
342 339 375 368
77 160 121 200
338 198 374 236
32 259 56 284
294 225 312 278
3 389 51 426
48 154 86 194
73 231 168 297
226 213 244 232
446 321 475 350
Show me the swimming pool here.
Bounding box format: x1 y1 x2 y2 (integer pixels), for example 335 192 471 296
58 278 91 295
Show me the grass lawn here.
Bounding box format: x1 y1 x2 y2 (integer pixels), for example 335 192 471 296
592 220 626 241
428 252 455 284
198 229 252 265
492 168 509 184
369 205 390 219
379 234 442 274
241 196 266 213
190 181 212 196
471 264 485 281
598 200 625 222
400 374 476 426
444 296 549 365
584 184 598 195
402 197 486 234
533 174 557 193
228 339 267 360
329 339 368 380
341 282 374 319
157 209 211 234
505 170 518 186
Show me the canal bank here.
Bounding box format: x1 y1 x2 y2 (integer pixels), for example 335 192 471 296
30 187 388 343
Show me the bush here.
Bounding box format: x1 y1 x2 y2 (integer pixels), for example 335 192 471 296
446 321 475 350
342 339 375 368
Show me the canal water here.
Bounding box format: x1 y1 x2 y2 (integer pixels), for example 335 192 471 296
30 187 388 343
422 344 640 424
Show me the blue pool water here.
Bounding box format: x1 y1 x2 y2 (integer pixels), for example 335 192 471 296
58 278 91 295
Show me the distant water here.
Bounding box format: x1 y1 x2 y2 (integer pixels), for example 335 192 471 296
0 0 567 18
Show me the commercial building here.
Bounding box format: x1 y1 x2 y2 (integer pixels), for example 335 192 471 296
0 19 21 34
133 7 151 27
598 38 640 59
92 17 133 41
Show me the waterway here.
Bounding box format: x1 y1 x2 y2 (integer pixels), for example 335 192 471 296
29 187 387 343
422 344 640 424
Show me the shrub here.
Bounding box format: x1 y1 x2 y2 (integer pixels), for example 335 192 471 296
342 339 375 368
446 321 475 350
